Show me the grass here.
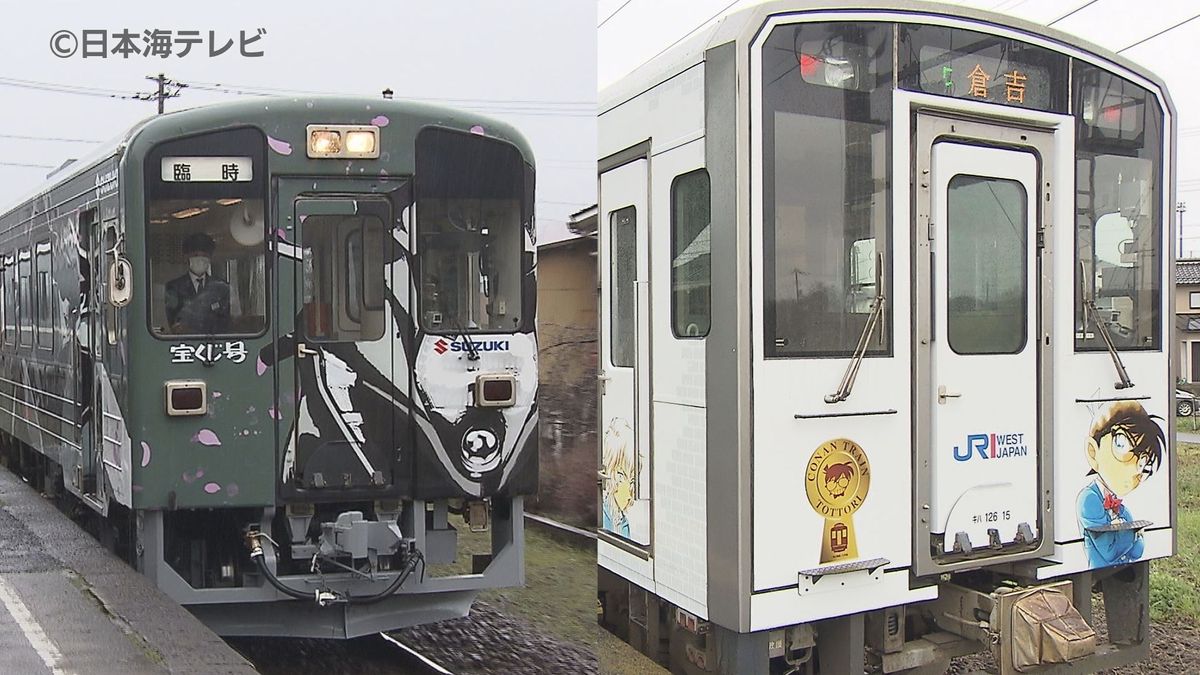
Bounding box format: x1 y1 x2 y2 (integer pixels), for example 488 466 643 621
1175 415 1200 436
1149 441 1200 624
434 515 601 650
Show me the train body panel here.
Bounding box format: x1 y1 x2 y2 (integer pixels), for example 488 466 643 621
599 2 1176 671
0 97 539 637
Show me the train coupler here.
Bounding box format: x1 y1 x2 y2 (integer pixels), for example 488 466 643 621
930 579 1095 673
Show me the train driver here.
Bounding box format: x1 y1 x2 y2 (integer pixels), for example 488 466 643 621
164 232 231 334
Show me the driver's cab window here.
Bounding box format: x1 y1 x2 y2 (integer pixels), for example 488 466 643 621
144 128 268 338
146 200 267 336
1073 62 1162 351
416 127 530 333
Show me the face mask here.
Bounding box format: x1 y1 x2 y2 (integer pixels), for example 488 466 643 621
188 256 211 276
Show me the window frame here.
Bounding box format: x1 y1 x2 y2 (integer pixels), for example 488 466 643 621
414 125 532 336
759 20 894 360
142 126 270 341
17 250 30 349
34 241 52 352
1189 291 1200 310
1071 60 1164 353
609 205 637 368
669 168 712 339
944 173 1030 356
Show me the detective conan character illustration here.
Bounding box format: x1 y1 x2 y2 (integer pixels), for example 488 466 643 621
600 418 635 539
1077 401 1165 568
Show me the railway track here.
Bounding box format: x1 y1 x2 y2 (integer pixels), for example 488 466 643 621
230 631 456 675
233 511 592 674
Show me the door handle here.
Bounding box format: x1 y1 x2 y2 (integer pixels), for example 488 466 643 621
938 385 961 404
297 343 318 359
597 372 610 394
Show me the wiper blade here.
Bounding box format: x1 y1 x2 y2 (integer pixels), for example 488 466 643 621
826 254 886 404
1084 298 1134 389
449 316 480 361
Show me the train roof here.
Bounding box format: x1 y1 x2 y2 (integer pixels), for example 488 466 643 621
2 96 534 219
600 0 1176 117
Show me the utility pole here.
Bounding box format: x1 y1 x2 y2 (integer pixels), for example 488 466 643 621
1180 201 1188 259
136 74 186 114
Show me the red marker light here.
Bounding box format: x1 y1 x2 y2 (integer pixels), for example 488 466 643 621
1101 105 1122 124
799 53 819 77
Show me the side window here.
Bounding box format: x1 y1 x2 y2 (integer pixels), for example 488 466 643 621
610 206 636 367
17 252 30 348
1191 291 1200 310
0 269 6 347
35 243 52 351
670 169 711 338
4 257 15 347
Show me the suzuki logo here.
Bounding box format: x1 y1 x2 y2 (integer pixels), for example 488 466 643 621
432 337 511 355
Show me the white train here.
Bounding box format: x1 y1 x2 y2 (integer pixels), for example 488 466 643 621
597 2 1175 673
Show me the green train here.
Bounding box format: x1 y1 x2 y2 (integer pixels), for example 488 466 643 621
0 98 538 637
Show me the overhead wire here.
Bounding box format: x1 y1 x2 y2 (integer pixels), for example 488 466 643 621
185 79 593 108
641 0 742 70
598 0 634 28
0 77 141 100
1117 12 1200 52
1047 0 1103 26
0 133 101 143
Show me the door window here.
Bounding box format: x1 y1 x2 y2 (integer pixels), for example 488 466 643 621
671 170 711 338
946 174 1028 355
610 206 636 367
301 210 388 342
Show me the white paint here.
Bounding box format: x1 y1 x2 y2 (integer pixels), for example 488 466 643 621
598 159 652 548
379 632 452 675
0 575 69 675
928 143 1040 550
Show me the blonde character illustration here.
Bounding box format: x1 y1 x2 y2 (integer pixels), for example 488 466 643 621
601 418 636 538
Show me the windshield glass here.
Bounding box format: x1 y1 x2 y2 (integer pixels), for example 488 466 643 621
760 22 893 358
147 198 267 336
1073 62 1163 351
416 127 529 333
145 128 268 338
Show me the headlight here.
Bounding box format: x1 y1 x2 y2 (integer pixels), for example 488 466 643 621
309 130 342 155
345 130 377 154
306 124 380 159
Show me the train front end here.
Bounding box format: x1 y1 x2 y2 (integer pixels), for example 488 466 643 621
123 99 537 637
598 2 1175 673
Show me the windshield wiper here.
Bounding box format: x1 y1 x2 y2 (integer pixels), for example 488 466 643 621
1083 298 1134 389
1080 261 1133 389
449 316 481 361
825 254 886 404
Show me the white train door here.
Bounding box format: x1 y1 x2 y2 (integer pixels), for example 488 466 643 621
915 112 1057 570
599 158 652 547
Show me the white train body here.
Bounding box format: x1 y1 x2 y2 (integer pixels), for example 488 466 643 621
597 2 1175 672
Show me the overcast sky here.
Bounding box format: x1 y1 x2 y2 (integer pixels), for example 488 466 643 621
598 0 1200 254
0 0 596 244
